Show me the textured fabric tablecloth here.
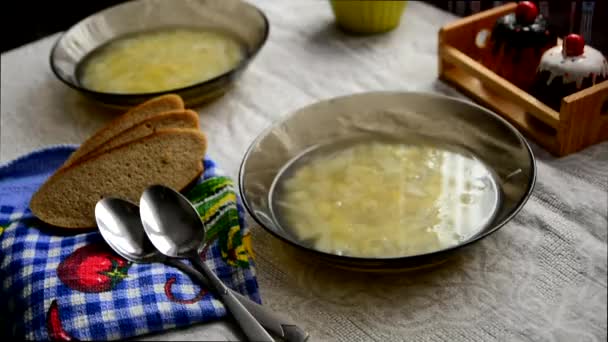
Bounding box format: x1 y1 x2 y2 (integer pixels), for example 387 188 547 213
1 1 606 341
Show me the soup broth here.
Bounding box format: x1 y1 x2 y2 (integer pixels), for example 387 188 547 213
78 27 245 94
271 138 501 258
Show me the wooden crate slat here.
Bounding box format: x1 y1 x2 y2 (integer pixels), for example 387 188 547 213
559 81 608 155
441 67 559 154
440 2 516 59
439 45 560 128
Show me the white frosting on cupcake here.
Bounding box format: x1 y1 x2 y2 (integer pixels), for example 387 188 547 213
538 44 608 88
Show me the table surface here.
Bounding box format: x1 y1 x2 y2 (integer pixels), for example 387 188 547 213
2 1 607 341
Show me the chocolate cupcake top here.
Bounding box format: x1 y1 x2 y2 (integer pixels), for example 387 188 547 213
492 1 555 50
538 34 608 88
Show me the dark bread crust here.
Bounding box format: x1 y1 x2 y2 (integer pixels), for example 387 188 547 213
77 109 200 161
62 94 185 168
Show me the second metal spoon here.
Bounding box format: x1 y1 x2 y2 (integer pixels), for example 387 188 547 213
139 185 274 342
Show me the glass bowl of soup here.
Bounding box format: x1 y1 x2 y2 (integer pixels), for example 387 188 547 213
50 0 269 108
239 92 536 271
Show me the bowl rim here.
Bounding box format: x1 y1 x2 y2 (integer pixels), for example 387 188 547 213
49 0 270 99
238 91 537 264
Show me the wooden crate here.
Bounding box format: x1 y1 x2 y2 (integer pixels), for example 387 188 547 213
438 2 608 156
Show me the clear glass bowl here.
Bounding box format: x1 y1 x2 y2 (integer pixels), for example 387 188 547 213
239 92 536 271
50 0 269 109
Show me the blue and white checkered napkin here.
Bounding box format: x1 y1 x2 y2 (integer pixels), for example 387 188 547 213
0 146 260 340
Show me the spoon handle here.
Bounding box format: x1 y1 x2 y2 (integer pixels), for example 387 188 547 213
167 259 309 342
190 256 274 342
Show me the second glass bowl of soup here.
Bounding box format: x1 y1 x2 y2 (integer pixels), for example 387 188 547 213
239 91 536 271
50 0 269 108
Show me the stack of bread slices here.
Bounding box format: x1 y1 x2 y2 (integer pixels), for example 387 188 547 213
30 94 207 229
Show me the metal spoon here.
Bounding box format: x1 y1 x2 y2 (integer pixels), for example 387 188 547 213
95 197 308 342
139 185 275 342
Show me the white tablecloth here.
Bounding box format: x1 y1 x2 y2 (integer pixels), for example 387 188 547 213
2 1 606 341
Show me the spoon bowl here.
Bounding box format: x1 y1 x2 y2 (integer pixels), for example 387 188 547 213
95 197 162 263
139 185 205 258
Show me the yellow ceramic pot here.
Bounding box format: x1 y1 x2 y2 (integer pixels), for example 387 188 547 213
330 0 407 34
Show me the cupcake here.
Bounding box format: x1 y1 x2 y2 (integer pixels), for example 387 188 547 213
483 1 556 91
330 0 407 34
532 34 608 110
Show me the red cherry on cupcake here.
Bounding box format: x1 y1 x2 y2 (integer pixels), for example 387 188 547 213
515 1 539 25
563 34 585 57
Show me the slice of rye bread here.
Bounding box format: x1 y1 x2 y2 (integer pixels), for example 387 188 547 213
30 128 207 229
78 110 199 160
62 94 185 168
